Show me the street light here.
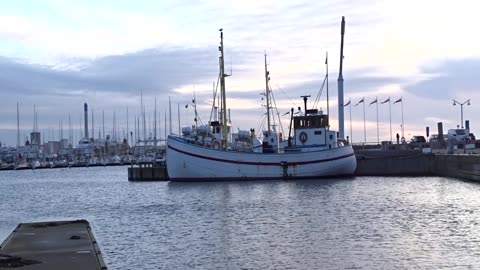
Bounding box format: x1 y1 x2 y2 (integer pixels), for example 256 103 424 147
453 99 471 128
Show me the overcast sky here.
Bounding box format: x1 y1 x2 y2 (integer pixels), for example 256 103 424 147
1 0 479 146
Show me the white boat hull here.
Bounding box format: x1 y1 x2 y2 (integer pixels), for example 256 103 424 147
166 135 356 181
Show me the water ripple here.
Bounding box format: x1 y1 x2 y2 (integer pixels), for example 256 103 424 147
1 168 480 269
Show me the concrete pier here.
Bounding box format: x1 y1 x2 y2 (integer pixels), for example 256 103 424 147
0 220 107 270
356 150 433 177
128 162 168 181
356 149 480 182
433 154 480 181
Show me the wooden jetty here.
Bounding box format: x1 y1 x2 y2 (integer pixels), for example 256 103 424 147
128 162 168 181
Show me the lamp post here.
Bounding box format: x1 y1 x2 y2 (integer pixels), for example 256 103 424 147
453 99 470 128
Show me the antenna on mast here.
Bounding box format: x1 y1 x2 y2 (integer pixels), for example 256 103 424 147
264 51 271 136
193 91 198 130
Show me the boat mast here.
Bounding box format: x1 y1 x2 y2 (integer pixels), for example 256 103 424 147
154 98 157 146
102 110 105 141
17 102 20 148
326 51 329 129
219 29 229 150
264 52 271 136
177 103 180 135
69 113 72 146
32 104 35 132
91 107 94 141
169 96 172 135
337 16 346 139
194 91 198 131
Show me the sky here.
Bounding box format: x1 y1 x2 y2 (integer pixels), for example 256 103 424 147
0 0 479 146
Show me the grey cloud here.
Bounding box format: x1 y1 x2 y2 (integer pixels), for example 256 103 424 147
406 59 480 99
203 69 408 117
0 46 255 145
0 46 242 99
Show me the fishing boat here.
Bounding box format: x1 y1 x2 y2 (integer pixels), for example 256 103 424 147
166 29 356 181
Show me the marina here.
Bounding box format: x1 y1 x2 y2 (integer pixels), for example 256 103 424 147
0 2 480 269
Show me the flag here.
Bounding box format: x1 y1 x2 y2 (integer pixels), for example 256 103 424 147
344 100 351 107
354 98 364 106
381 97 390 104
325 52 328 65
394 97 402 104
369 98 377 105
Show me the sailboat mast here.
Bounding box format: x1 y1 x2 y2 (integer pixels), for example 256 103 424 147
16 102 20 148
68 113 71 146
32 104 35 132
169 96 172 135
264 52 271 136
154 98 157 146
326 51 329 128
177 104 180 135
102 110 105 141
113 111 116 141
91 107 94 141
219 29 228 150
142 92 146 144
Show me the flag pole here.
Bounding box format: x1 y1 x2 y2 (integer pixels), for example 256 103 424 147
363 97 366 145
349 97 353 143
326 52 329 124
401 97 404 139
376 96 379 145
389 96 392 142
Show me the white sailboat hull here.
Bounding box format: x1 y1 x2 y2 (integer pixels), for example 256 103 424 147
166 135 356 181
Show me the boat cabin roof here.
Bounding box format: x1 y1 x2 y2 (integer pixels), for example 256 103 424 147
294 114 329 129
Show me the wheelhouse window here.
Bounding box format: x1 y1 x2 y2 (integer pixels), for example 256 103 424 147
294 115 328 129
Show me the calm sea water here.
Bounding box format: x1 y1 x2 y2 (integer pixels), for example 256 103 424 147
1 167 480 269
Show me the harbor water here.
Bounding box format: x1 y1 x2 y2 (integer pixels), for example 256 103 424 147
1 167 480 269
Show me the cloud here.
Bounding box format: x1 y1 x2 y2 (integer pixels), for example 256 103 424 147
2 0 480 146
0 42 275 146
0 47 227 97
405 58 480 99
0 16 34 40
